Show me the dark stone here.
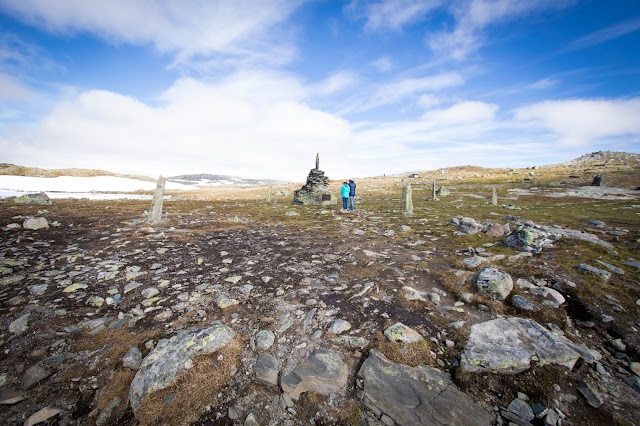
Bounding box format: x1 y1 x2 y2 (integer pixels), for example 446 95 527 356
292 155 336 206
591 174 605 187
254 353 279 387
358 350 494 425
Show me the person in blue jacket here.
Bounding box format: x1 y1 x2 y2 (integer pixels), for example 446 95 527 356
348 179 356 211
340 181 350 211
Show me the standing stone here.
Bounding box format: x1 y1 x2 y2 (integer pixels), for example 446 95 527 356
266 186 272 202
432 180 437 200
146 176 166 224
402 184 413 215
490 186 498 205
292 154 336 205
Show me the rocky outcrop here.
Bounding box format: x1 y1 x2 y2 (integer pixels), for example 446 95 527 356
506 222 614 253
13 192 51 205
129 325 236 415
460 318 581 373
280 348 348 399
358 350 494 425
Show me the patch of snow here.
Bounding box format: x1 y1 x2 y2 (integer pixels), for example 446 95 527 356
0 175 194 193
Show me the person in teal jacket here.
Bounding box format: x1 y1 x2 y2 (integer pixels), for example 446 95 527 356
340 181 350 211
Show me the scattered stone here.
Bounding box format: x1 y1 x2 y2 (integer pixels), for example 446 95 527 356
96 397 121 426
595 260 624 275
256 330 275 351
21 365 52 390
428 292 441 305
254 353 279 387
404 291 425 301
238 284 253 294
507 398 534 421
23 217 49 230
585 220 607 228
141 287 160 299
331 336 369 349
577 263 612 283
217 296 238 309
577 380 604 408
9 312 30 335
122 347 143 370
630 362 640 377
462 256 484 268
0 388 25 405
328 319 351 335
123 282 142 293
358 350 494 425
281 348 348 400
384 322 423 343
285 211 300 216
398 224 411 232
457 217 482 235
24 406 61 426
129 325 236 415
460 317 581 373
511 295 540 311
244 412 259 426
623 375 640 392
476 267 513 301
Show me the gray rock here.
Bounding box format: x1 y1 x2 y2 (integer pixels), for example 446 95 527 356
476 267 513 301
595 260 624 274
280 348 348 400
623 375 640 392
511 295 540 312
254 353 279 387
506 223 614 253
331 336 369 349
129 325 236 415
328 319 351 335
460 317 581 373
577 263 612 282
428 292 441 305
358 350 494 425
457 217 483 235
122 347 143 370
21 365 52 390
145 176 165 224
577 380 604 408
14 192 51 205
384 322 423 343
462 256 484 268
96 397 121 426
141 287 159 299
544 409 559 426
508 398 534 421
398 224 411 232
255 330 275 351
585 220 607 228
9 312 31 335
23 217 49 230
24 406 61 426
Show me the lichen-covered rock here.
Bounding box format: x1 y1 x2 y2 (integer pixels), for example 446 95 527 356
281 348 348 399
129 325 236 415
14 192 51 205
255 330 275 351
511 295 540 311
476 267 513 301
457 217 483 235
460 317 580 373
577 263 611 283
505 225 558 253
358 350 494 425
384 322 423 343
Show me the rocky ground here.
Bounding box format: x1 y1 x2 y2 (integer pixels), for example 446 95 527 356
1 153 639 425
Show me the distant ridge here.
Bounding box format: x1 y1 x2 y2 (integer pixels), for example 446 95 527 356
167 174 285 187
555 151 640 167
0 163 155 181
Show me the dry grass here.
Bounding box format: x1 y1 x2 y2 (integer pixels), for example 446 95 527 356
136 338 244 426
70 328 163 367
371 331 434 367
98 368 136 410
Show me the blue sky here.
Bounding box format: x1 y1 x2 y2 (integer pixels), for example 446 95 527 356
0 0 639 181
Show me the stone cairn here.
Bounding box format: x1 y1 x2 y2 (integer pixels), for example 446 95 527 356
145 176 165 224
592 174 605 187
402 184 413 215
292 154 336 205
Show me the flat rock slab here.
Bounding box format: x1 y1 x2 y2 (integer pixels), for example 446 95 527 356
460 317 580 373
129 325 236 415
255 353 279 387
358 350 494 425
281 348 347 400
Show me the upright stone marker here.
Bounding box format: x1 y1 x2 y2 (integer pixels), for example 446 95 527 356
266 186 272 203
146 176 165 224
402 184 413 215
490 186 498 205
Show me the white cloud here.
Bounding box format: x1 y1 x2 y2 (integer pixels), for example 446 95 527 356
515 98 640 146
311 71 358 96
347 0 443 32
528 77 558 90
0 0 305 70
428 0 575 59
564 17 640 52
371 56 393 72
0 71 356 181
0 72 29 101
421 100 498 124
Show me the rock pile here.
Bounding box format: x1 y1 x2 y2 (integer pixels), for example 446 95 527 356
292 154 336 205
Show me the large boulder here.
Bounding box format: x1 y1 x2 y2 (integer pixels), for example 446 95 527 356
129 325 235 415
457 217 483 235
280 348 348 399
476 267 513 301
460 317 581 373
506 223 614 253
23 217 49 230
358 350 494 425
14 192 51 205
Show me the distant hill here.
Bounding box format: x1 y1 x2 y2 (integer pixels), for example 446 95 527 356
551 151 640 167
0 163 155 182
167 174 285 187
